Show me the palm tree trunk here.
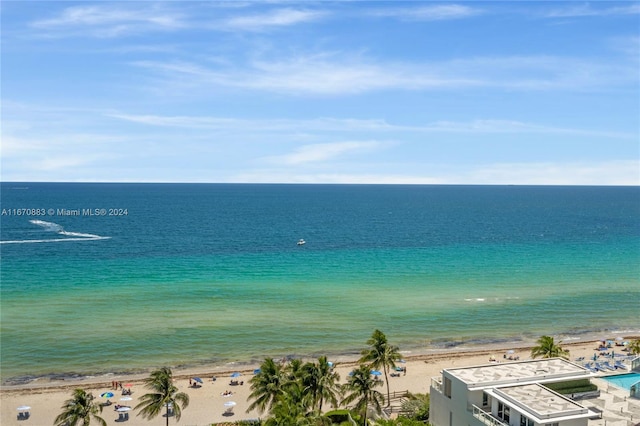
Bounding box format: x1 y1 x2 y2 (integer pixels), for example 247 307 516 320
383 365 391 407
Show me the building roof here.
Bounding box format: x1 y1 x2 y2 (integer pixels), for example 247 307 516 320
489 383 591 422
444 358 593 389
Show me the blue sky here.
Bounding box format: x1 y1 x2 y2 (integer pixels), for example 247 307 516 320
2 1 639 184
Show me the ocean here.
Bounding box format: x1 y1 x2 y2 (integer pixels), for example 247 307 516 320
1 183 639 385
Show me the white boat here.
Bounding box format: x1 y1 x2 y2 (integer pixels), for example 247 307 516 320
297 239 306 246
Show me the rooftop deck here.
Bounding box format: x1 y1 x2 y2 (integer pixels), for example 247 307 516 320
445 358 593 389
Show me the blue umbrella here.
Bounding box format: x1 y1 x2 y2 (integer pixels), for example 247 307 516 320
370 370 382 376
231 372 242 378
192 377 203 383
100 392 114 398
253 369 261 375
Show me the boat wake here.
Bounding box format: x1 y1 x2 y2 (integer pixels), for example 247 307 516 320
0 220 110 244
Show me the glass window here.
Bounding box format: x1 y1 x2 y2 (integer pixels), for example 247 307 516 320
444 377 452 398
482 392 489 407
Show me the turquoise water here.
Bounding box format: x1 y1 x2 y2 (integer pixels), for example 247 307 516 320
602 373 640 391
1 184 639 385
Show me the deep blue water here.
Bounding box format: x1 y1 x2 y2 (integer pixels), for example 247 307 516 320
1 183 639 384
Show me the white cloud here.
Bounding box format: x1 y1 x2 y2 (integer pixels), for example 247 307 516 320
30 4 185 37
545 3 640 18
370 4 481 21
467 160 640 185
263 141 382 165
131 50 636 96
108 113 634 140
228 160 640 185
223 8 327 31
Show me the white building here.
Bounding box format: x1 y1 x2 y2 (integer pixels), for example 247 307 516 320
430 358 599 426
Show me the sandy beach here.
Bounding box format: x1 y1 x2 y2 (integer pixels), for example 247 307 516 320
2 337 635 426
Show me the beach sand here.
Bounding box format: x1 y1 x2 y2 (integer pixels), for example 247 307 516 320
0 339 632 426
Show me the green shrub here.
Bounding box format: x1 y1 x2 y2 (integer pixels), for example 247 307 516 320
544 379 597 394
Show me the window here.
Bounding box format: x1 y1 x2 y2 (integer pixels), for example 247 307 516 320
482 392 489 407
520 416 535 426
443 377 452 398
497 403 510 422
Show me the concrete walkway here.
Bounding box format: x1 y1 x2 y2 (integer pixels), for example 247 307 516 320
583 378 640 426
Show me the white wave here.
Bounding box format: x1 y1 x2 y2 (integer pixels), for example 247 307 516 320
0 220 110 244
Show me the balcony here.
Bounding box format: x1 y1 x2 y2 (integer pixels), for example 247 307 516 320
472 405 509 426
430 377 442 394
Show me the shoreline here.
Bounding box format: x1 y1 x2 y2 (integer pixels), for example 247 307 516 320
2 332 636 393
1 337 637 425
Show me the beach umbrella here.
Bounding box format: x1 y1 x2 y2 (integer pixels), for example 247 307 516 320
124 383 133 387
17 406 31 411
224 401 237 407
116 406 131 412
370 370 382 376
253 369 261 375
230 372 242 378
120 397 132 402
100 392 115 399
327 361 334 367
192 377 203 383
506 350 515 354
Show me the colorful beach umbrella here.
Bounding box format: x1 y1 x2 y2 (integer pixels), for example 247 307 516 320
100 392 114 398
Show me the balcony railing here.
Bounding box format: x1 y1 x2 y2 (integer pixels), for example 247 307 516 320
430 377 442 393
472 405 509 426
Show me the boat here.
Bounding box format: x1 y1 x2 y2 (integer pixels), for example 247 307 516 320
297 239 306 246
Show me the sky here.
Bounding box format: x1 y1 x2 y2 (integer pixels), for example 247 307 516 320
1 1 639 184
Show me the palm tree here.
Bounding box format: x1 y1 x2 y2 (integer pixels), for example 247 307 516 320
301 356 341 413
247 358 287 414
54 388 106 426
341 363 384 425
359 329 402 406
134 366 189 426
531 335 570 359
264 380 314 426
628 339 640 355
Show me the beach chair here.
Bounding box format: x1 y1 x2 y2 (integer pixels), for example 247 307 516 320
614 361 628 370
595 362 607 372
602 361 616 371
